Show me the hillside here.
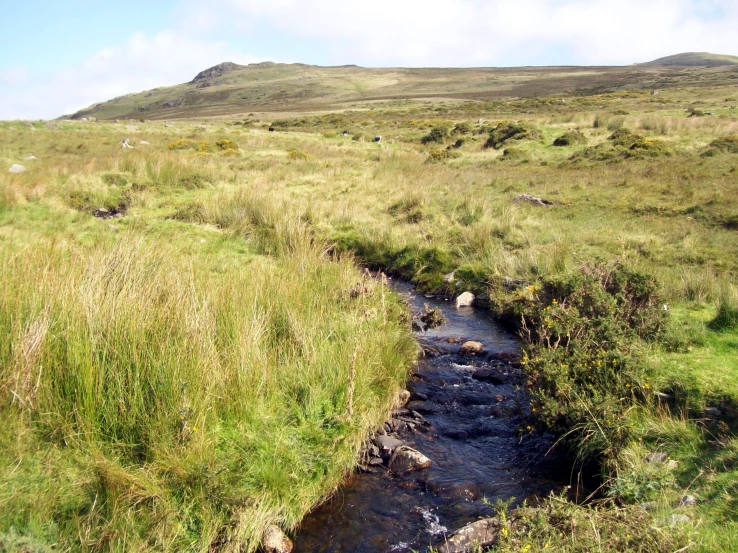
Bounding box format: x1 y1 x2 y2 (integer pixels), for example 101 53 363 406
68 54 738 121
641 52 738 67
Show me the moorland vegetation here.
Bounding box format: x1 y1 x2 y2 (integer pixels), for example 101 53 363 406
1 62 738 552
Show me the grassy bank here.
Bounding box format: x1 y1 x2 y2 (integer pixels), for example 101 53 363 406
1 80 737 551
0 154 415 550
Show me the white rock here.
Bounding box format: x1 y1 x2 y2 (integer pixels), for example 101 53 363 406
437 518 500 553
262 525 293 553
455 292 475 308
9 164 27 173
388 446 432 474
139 140 150 145
24 155 36 160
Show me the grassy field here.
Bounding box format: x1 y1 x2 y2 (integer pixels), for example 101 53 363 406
1 73 738 551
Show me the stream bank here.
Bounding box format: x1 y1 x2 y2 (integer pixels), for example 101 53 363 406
294 282 573 552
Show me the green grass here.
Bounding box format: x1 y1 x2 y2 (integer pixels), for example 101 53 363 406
1 77 738 551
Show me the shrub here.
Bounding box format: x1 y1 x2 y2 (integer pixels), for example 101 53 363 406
168 139 198 150
215 139 237 151
484 122 536 150
553 130 588 147
288 149 312 160
708 135 738 154
492 263 666 458
500 147 529 162
425 149 461 163
452 122 472 135
421 125 450 145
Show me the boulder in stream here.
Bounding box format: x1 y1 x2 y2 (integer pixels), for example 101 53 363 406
389 446 432 474
458 341 484 356
455 292 475 308
263 525 293 553
436 518 501 553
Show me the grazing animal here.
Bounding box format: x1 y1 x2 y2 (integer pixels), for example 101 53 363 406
120 138 134 149
343 130 349 136
374 135 381 143
269 126 275 132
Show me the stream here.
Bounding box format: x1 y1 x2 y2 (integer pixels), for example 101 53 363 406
294 282 570 552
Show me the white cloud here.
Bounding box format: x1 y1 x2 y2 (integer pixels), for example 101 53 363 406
216 0 738 66
0 31 254 120
3 0 738 119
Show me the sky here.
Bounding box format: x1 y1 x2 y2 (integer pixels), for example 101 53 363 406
1 0 737 120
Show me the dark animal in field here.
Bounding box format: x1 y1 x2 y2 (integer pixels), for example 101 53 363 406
374 135 382 143
269 126 275 132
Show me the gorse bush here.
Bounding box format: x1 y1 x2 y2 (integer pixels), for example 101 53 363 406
553 130 588 147
492 263 666 458
425 149 461 163
421 125 450 145
484 121 537 150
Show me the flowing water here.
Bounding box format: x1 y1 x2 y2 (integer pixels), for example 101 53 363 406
294 282 570 552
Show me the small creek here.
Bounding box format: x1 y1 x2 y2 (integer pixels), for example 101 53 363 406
294 282 570 552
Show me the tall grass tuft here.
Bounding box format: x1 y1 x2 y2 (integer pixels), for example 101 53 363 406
0 231 415 552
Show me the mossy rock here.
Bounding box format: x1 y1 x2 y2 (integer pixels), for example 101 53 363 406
553 130 588 147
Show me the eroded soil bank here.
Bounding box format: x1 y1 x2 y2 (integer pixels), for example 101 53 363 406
294 283 572 553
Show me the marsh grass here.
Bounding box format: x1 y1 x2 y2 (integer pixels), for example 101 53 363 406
1 82 737 550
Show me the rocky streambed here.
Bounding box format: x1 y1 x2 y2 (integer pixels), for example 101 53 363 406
293 282 570 553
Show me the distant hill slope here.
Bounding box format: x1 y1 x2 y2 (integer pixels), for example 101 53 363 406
68 54 738 121
640 52 738 67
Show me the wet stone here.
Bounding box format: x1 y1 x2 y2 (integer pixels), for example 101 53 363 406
389 446 432 475
437 518 500 553
458 341 484 356
471 368 506 384
679 495 697 507
406 400 437 414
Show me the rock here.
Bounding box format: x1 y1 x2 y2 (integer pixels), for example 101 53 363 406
514 193 555 207
493 351 522 365
502 276 525 291
455 292 475 308
406 401 437 414
705 406 722 418
472 369 505 385
458 341 484 356
443 272 455 283
679 495 697 507
44 122 59 129
389 446 432 475
8 164 27 173
437 518 500 553
139 140 150 145
24 155 37 160
163 98 184 109
375 435 403 456
665 514 690 526
644 452 668 464
398 390 411 407
262 525 293 553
